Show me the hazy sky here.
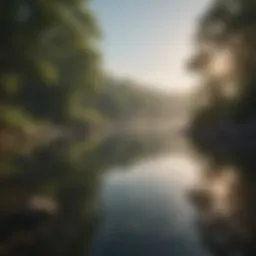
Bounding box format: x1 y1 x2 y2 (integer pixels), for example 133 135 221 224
92 0 209 92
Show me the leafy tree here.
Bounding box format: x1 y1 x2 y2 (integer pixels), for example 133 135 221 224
0 0 102 130
188 0 256 151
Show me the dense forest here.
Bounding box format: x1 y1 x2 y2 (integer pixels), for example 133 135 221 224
188 0 256 154
0 0 102 132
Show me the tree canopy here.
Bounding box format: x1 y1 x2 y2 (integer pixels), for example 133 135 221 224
188 0 256 152
0 0 102 130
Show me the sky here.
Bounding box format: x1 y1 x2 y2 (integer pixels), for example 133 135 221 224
92 0 209 92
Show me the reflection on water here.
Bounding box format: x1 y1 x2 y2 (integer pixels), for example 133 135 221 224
92 154 205 256
188 119 256 255
189 160 256 255
0 139 101 256
0 132 208 256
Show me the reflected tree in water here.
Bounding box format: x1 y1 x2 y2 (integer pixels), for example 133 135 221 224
0 141 101 256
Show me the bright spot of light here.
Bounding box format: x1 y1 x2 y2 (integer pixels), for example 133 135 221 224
208 49 235 79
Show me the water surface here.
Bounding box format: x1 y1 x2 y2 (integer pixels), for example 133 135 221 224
92 153 206 256
0 133 208 256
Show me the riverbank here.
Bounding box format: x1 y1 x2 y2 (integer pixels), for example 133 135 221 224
0 117 188 155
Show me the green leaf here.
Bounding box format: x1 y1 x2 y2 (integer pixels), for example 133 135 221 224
36 60 59 86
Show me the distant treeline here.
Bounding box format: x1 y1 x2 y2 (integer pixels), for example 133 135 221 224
87 77 184 124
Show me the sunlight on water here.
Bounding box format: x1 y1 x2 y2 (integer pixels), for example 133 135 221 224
92 153 207 256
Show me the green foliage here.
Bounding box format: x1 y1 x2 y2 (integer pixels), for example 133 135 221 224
189 0 256 143
0 0 102 130
0 106 35 132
